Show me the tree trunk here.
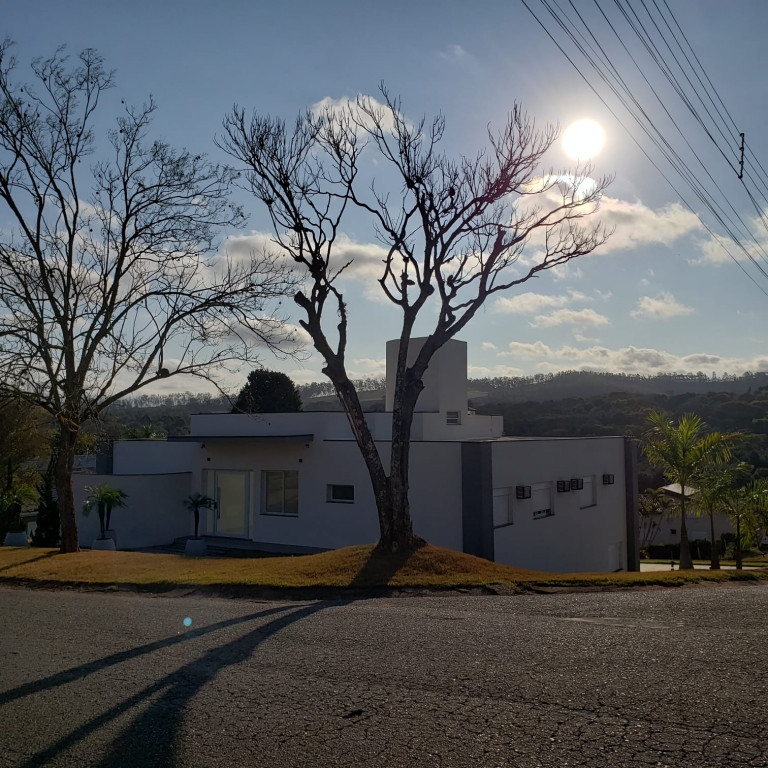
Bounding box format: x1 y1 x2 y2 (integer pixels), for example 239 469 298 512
326 355 422 553
330 372 397 546
386 384 420 553
56 425 79 553
98 505 106 539
709 511 720 569
678 496 694 570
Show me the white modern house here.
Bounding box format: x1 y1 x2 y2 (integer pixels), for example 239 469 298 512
651 483 766 549
74 338 640 573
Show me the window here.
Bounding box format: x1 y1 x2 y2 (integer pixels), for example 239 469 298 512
446 410 461 425
327 484 355 503
262 470 299 516
579 475 596 508
532 482 553 519
493 492 512 527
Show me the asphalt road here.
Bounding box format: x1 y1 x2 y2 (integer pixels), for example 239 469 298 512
1 584 767 768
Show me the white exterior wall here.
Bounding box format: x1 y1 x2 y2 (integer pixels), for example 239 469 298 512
189 411 394 441
186 410 500 444
195 438 464 552
73 472 192 549
491 438 627 573
113 440 200 474
385 337 468 414
653 511 733 546
419 412 503 441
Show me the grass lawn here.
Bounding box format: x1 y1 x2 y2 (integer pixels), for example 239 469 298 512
1 544 767 594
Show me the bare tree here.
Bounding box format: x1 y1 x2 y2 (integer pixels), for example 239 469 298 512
0 42 297 552
220 89 611 552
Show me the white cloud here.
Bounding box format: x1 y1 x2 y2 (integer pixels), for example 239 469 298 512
439 44 472 60
494 340 768 376
499 341 553 358
597 199 702 252
495 292 568 315
310 94 401 134
573 332 600 343
469 364 524 377
530 308 609 328
494 288 590 315
348 357 386 378
518 187 707 262
630 292 694 320
481 341 498 351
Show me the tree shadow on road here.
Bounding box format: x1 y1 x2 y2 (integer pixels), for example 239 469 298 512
0 549 57 574
14 601 331 768
0 604 294 707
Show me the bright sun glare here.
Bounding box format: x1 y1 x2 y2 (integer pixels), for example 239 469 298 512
562 119 606 160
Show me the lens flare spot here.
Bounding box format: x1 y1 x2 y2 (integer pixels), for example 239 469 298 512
183 617 192 627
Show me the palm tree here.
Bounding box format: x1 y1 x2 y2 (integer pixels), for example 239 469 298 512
643 411 733 570
82 485 128 540
694 467 733 570
184 493 215 539
720 478 768 569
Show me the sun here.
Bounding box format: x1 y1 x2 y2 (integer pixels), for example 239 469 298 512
562 119 606 160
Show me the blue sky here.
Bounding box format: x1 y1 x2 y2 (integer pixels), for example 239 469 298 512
5 0 768 389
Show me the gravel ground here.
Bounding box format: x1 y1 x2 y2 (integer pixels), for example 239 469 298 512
1 583 767 767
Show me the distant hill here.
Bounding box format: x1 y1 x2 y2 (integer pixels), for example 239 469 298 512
93 370 768 442
466 370 768 404
298 369 768 410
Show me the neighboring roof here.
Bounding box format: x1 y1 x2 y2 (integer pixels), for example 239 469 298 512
168 434 314 443
660 483 697 498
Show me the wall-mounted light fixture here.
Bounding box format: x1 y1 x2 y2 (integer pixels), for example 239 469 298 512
602 474 615 485
515 485 531 499
570 478 584 491
556 480 570 493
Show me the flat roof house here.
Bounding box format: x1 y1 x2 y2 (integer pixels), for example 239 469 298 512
75 338 639 573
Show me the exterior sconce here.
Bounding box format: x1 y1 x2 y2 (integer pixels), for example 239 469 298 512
516 485 531 500
570 478 583 491
602 474 615 485
556 480 570 493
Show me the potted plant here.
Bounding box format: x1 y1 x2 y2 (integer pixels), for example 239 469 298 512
184 492 214 555
82 484 128 551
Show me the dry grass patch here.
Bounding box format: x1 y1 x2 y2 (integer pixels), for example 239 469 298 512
0 545 765 593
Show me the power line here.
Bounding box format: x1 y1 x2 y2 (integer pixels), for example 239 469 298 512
521 0 768 296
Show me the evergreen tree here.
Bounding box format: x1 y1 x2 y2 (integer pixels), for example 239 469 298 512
232 371 302 413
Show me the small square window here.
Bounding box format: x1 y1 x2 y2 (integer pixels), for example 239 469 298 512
327 484 354 503
446 410 461 425
670 528 677 535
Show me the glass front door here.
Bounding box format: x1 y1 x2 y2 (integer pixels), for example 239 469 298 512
214 471 249 537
